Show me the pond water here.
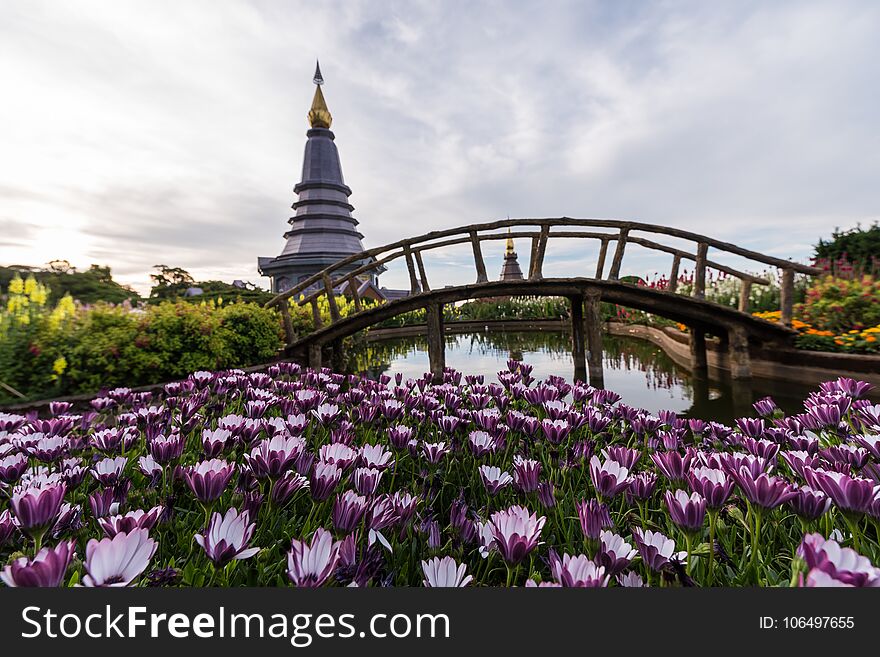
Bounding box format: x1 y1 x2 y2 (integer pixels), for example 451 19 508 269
351 330 832 424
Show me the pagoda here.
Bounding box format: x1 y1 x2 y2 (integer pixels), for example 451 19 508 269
259 62 380 295
499 231 524 281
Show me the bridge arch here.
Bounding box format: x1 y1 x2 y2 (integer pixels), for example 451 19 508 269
265 218 818 383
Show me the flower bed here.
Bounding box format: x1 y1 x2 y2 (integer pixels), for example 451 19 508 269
752 310 880 354
1 363 880 588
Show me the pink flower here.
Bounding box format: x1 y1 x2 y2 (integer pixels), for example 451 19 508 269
1 540 75 587
479 465 513 495
589 456 630 499
287 527 341 587
185 459 236 502
97 506 164 538
798 532 880 587
10 483 66 534
195 508 260 566
488 505 546 566
549 552 609 587
421 556 472 587
81 529 157 587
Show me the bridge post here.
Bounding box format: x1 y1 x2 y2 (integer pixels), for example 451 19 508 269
308 343 322 370
469 231 489 284
689 327 708 376
738 279 752 313
779 267 794 328
279 302 295 347
404 245 421 294
728 325 751 380
414 250 430 291
608 228 629 280
348 278 363 312
426 303 445 383
583 292 605 389
693 242 708 299
310 298 323 330
668 255 681 293
330 338 345 373
323 274 341 323
529 225 550 280
569 296 587 383
595 238 608 279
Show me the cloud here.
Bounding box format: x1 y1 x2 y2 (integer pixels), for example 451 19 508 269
0 0 877 294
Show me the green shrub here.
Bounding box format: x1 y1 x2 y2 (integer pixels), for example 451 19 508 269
814 222 880 274
0 282 285 401
59 305 153 393
217 302 284 367
797 275 880 333
137 302 231 378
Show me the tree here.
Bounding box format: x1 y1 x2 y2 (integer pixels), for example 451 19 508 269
0 264 140 305
814 222 880 274
150 265 196 299
47 259 76 274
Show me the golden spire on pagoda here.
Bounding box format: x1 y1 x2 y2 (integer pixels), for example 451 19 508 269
505 228 516 256
308 60 332 129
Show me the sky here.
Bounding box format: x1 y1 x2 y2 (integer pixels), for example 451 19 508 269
1 0 878 295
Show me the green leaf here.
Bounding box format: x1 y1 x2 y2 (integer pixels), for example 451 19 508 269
726 506 749 530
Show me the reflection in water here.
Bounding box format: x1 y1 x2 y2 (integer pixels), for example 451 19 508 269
350 330 831 424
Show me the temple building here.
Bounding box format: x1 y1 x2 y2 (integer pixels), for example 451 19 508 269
259 63 386 299
499 231 524 281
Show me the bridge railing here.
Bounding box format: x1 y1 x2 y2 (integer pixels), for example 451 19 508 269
264 217 821 346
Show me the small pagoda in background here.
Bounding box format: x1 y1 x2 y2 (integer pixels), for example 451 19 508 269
499 230 524 281
478 230 525 302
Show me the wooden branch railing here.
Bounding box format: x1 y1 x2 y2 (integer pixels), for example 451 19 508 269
265 217 820 343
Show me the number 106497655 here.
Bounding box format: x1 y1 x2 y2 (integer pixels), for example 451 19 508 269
759 616 855 630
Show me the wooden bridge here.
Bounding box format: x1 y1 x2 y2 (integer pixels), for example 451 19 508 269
264 218 820 384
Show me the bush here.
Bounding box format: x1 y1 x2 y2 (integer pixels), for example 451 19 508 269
0 276 286 402
0 275 69 400
57 305 153 393
797 275 880 333
139 302 232 378
217 302 285 367
814 222 880 274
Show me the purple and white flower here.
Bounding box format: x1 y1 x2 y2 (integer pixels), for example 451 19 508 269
488 505 546 565
421 556 472 587
1 540 75 587
287 527 341 587
81 529 157 587
194 508 260 566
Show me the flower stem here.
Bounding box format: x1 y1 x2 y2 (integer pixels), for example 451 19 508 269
708 510 717 586
684 533 693 576
844 514 862 554
750 508 762 583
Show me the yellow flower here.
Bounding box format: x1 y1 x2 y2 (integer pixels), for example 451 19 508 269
48 294 76 330
8 274 24 295
52 356 67 376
